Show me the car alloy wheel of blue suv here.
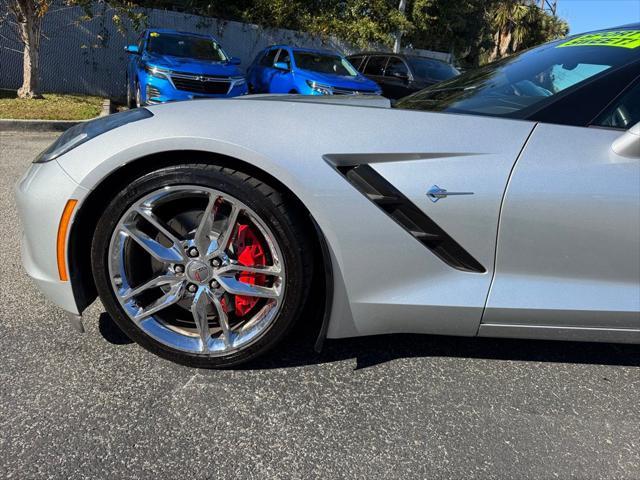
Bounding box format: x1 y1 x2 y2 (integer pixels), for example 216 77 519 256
125 29 248 106
247 46 382 96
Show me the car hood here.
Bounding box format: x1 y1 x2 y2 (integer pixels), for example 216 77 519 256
298 70 380 92
144 53 242 77
241 94 391 108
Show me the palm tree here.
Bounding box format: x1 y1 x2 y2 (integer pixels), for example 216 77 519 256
489 0 534 61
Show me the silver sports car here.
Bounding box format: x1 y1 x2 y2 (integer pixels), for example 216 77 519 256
16 25 640 367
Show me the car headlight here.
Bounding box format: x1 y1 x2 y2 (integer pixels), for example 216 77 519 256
306 80 333 95
34 108 153 163
144 64 171 80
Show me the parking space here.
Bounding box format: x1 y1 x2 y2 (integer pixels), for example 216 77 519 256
1 131 640 479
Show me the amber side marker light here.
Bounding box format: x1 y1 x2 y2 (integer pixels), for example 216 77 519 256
57 199 78 281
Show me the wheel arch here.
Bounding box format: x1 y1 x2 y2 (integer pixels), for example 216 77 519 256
68 149 334 345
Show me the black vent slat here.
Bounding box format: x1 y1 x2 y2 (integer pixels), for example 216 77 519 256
410 230 440 241
333 163 485 273
366 193 402 206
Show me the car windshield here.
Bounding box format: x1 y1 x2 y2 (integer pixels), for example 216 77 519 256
407 57 459 81
146 32 227 61
395 29 640 118
293 52 358 76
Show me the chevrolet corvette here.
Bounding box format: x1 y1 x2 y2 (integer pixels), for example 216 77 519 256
15 25 640 367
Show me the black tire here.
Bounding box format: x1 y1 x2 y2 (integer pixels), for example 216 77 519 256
91 164 313 368
135 82 143 108
126 76 135 109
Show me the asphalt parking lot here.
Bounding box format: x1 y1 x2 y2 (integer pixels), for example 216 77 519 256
1 130 639 479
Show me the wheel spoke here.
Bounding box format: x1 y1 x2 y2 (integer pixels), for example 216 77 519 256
194 195 218 257
191 286 211 352
134 281 185 321
216 275 281 299
121 274 180 300
122 225 184 264
205 204 241 259
208 290 233 349
135 207 185 256
216 264 282 277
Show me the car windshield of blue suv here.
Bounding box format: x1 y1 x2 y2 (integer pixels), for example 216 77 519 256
147 32 227 61
293 52 358 76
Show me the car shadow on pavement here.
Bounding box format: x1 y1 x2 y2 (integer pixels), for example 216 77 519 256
98 311 640 370
99 312 135 345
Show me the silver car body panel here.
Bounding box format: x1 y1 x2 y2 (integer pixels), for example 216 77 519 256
484 124 640 330
14 160 88 314
15 96 640 342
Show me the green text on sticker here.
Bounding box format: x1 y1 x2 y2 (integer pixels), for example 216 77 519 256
558 30 640 49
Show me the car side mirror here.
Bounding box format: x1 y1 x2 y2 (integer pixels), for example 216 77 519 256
124 45 140 54
229 57 241 65
392 71 409 81
273 62 289 71
612 122 640 158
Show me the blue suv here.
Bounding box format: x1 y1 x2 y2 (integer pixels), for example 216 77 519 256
125 29 248 107
247 46 381 96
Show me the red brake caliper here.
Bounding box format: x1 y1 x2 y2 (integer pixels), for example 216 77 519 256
233 224 267 316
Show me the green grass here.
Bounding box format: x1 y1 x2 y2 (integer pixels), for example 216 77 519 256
0 91 103 120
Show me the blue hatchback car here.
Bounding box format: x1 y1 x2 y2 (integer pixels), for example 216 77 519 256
247 46 382 96
125 29 248 107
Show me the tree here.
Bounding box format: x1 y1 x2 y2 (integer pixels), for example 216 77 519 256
488 0 567 62
393 0 407 53
1 0 146 99
404 0 567 67
141 0 569 66
490 0 531 61
3 0 51 98
407 0 499 66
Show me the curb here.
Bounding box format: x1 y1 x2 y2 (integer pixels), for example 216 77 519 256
0 98 114 133
0 118 81 132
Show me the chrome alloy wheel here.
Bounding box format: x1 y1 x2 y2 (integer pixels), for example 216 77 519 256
108 186 285 356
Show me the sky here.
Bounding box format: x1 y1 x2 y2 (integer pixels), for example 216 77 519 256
558 0 640 34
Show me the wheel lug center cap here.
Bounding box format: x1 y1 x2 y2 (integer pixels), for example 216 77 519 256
185 260 212 284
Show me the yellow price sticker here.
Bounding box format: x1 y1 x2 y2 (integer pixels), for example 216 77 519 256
558 30 640 49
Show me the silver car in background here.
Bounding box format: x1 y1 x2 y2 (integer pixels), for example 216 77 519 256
15 25 640 368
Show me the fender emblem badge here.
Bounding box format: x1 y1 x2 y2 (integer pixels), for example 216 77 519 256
427 185 474 203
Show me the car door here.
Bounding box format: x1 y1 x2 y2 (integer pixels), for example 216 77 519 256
254 48 279 92
129 31 146 85
362 55 389 94
482 81 640 335
268 48 293 93
347 55 365 72
382 57 413 99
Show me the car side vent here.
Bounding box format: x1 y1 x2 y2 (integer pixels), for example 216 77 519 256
335 164 486 273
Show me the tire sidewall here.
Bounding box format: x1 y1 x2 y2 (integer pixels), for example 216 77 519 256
92 165 309 368
135 82 142 108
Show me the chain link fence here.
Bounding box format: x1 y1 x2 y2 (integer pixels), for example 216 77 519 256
0 3 450 100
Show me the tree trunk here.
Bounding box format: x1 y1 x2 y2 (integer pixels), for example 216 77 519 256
393 0 407 54
15 0 42 99
488 30 500 62
488 27 513 62
498 29 512 57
